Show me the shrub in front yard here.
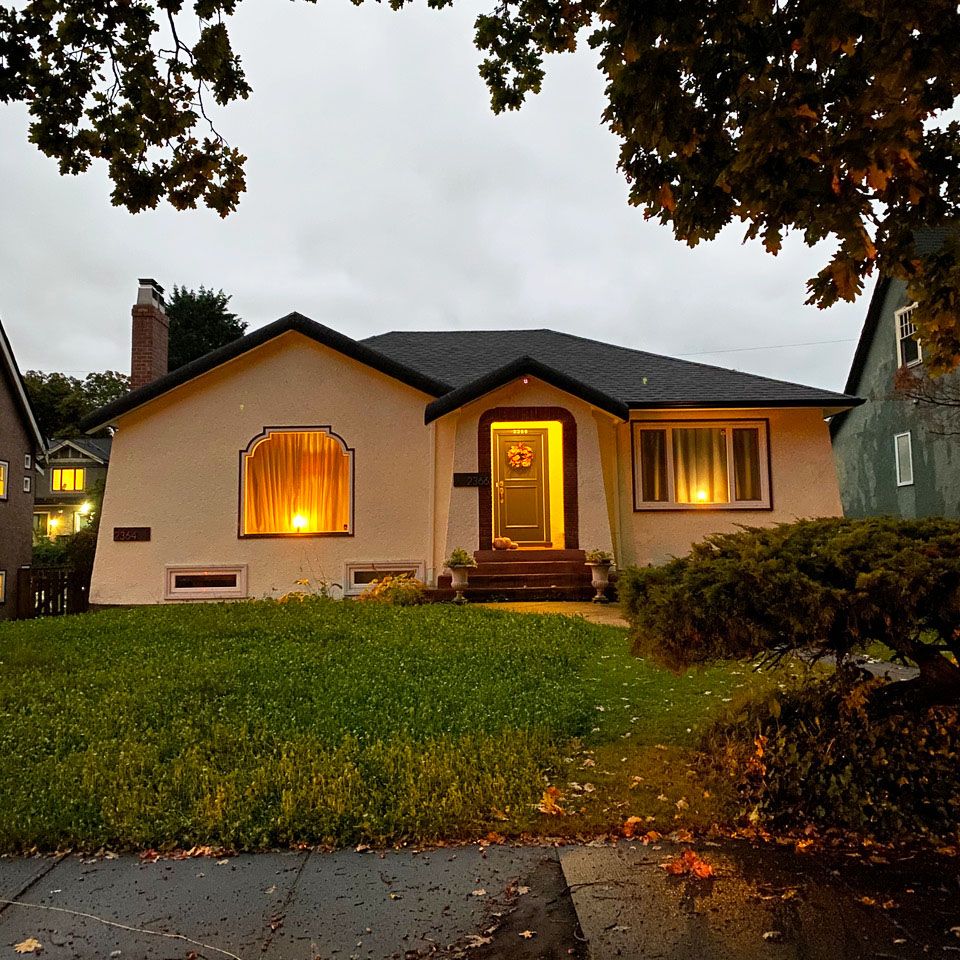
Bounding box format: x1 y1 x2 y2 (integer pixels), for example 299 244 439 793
700 675 960 841
357 574 427 605
619 517 960 705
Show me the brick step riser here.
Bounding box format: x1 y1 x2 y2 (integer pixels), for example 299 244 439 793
428 586 602 603
473 550 586 563
438 573 592 590
472 561 592 576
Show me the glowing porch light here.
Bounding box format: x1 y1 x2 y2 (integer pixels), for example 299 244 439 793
79 501 92 515
291 513 308 531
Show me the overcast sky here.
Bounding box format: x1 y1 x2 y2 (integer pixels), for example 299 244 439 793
0 1 867 391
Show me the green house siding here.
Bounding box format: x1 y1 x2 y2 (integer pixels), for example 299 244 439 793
833 278 960 518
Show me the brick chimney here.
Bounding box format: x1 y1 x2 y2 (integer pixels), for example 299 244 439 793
130 278 169 390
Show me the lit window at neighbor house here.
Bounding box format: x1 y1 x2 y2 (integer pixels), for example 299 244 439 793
241 428 353 536
0 461 7 500
52 468 85 492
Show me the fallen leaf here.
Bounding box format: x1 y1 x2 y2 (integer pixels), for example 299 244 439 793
762 931 783 942
472 889 487 897
621 816 644 838
519 930 536 939
660 848 715 879
537 786 565 816
14 940 43 955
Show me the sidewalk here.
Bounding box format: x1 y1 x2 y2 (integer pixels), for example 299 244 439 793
2 840 957 959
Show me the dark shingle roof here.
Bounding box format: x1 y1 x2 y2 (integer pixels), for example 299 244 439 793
363 329 858 414
84 315 859 431
49 437 112 462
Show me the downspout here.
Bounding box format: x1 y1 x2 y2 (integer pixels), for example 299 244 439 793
614 418 626 566
428 418 437 586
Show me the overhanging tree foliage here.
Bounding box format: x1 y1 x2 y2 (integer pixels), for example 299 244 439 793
24 370 129 438
4 2 960 366
619 518 960 707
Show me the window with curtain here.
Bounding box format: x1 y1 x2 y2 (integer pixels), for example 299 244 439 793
52 468 85 492
241 428 353 536
633 421 769 509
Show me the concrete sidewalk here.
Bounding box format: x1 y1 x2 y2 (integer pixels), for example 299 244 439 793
1 840 957 959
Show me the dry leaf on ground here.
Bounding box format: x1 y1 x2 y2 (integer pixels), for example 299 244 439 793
661 848 715 879
537 786 565 816
14 939 43 955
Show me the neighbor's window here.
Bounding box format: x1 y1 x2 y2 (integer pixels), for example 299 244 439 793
895 432 914 487
895 304 921 367
0 461 7 500
0 570 5 603
241 427 353 536
52 467 85 492
633 421 770 509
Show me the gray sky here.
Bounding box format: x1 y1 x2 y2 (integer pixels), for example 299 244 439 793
0 1 866 391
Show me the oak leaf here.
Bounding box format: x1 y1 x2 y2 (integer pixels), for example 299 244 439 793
537 786 565 816
14 940 43 955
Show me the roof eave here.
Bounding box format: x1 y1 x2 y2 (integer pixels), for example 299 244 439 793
0 318 46 451
82 313 452 433
626 397 864 412
424 357 629 424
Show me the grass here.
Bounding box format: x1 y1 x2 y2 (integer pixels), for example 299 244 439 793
0 599 808 851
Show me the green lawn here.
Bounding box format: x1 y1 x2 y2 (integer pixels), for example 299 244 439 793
0 600 805 851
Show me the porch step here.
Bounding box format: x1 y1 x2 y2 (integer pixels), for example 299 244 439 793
468 560 589 577
473 549 586 563
428 585 599 603
437 572 592 590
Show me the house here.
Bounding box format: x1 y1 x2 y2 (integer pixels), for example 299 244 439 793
831 227 960 518
0 318 46 619
33 437 111 539
84 279 859 606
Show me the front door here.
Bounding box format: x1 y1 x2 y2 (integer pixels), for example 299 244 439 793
492 427 550 546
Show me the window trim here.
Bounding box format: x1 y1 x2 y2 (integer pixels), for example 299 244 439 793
0 570 5 604
51 467 86 493
895 303 922 368
0 460 7 501
164 565 248 600
344 561 426 596
22 476 31 494
238 425 356 539
24 454 31 470
631 419 773 511
894 431 914 487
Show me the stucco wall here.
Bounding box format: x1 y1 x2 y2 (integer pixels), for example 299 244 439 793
0 363 35 619
617 407 843 566
438 378 617 563
91 332 436 605
832 279 960 518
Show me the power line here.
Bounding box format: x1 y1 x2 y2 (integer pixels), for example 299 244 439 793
678 337 857 357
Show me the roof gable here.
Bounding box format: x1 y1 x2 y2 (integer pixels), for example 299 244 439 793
0 317 45 451
82 313 451 431
47 437 112 463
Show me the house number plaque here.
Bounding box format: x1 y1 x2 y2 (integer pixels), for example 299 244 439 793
113 526 151 542
453 473 491 488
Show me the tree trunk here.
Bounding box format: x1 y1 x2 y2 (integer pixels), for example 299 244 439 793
871 646 960 713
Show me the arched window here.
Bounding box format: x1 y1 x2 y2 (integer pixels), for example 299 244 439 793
240 427 353 536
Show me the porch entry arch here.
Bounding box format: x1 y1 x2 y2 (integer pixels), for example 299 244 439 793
477 406 579 550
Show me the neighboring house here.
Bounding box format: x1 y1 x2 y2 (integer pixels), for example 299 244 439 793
832 227 960 518
84 279 859 607
0 318 45 619
33 437 111 539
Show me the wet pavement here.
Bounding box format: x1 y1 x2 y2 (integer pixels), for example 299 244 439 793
0 840 957 959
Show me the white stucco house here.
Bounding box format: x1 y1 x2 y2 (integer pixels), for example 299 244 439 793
84 280 860 605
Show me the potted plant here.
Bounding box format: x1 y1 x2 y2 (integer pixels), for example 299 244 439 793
444 548 478 604
585 549 614 603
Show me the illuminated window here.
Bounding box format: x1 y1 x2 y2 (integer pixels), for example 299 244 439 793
0 570 5 604
895 304 921 367
633 421 770 509
240 427 353 536
0 461 7 500
52 468 85 492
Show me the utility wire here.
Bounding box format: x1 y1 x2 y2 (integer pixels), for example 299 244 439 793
678 337 857 357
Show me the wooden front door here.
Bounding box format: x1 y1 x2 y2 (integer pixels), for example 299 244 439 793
492 427 550 546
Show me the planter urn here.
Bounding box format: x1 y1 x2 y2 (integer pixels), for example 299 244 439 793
448 565 471 604
586 561 613 603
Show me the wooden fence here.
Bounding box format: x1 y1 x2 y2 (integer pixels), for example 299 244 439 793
16 565 90 619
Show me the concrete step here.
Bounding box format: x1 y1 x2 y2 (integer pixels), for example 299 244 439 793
472 560 591 576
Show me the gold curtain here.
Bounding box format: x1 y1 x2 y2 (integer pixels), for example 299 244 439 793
673 428 729 504
243 430 351 534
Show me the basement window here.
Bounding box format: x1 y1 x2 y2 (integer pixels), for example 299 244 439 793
164 566 248 600
344 562 425 596
240 427 354 537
